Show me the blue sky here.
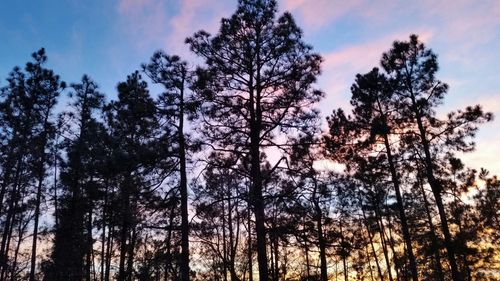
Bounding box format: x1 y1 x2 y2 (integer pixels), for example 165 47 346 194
1 0 499 173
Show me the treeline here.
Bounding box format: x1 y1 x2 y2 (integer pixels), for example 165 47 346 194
0 0 498 280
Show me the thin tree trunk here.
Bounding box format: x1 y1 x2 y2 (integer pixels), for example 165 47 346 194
304 238 311 279
247 201 253 281
364 231 375 281
29 177 44 281
179 75 190 281
227 187 238 281
412 95 461 281
104 224 114 281
118 182 130 281
1 194 19 281
315 199 328 281
0 155 24 275
11 214 28 281
86 203 93 281
126 228 136 281
417 172 444 280
222 196 228 281
273 236 279 281
375 210 394 281
362 208 383 281
164 203 176 281
53 142 59 231
10 223 24 281
339 218 348 281
100 220 106 281
269 237 274 281
0 166 23 281
381 134 418 281
385 213 401 281
100 180 109 281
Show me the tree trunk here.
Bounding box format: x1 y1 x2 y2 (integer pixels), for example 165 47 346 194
222 196 228 281
314 190 328 281
249 49 268 281
29 176 44 281
10 216 27 281
118 182 130 281
126 228 136 281
247 201 253 281
304 237 311 279
385 213 400 281
164 203 176 281
228 187 239 281
118 226 128 281
86 203 93 281
412 95 461 281
418 173 444 280
374 208 394 281
361 208 383 281
272 236 279 281
179 76 190 281
382 134 418 281
100 180 109 281
0 155 24 276
339 218 348 281
104 224 114 281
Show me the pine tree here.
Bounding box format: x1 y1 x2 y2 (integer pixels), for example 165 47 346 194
50 75 104 280
105 72 160 281
0 49 64 280
187 1 323 278
143 52 193 281
381 34 492 281
327 68 418 280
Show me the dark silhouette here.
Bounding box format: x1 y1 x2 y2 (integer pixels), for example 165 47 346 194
186 0 323 280
143 52 193 281
0 2 497 281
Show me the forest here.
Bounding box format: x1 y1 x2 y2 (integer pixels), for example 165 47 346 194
0 0 498 280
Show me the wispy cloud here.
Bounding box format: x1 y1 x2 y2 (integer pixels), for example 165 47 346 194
280 0 365 30
164 0 232 58
115 0 233 59
318 31 433 112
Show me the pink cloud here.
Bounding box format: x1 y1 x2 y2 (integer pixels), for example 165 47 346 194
164 0 232 58
280 0 363 30
114 0 230 56
280 0 499 53
279 0 409 31
318 31 433 112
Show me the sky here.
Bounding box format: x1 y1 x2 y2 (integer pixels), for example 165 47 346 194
0 0 499 174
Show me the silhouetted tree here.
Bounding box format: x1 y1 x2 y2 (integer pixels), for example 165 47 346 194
187 0 323 279
50 75 104 281
381 34 492 281
327 67 419 280
105 72 160 281
0 49 65 281
143 52 194 281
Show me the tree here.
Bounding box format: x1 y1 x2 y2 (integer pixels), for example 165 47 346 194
143 52 193 281
381 34 492 281
0 48 65 280
50 75 104 280
187 0 323 279
105 72 160 281
192 154 246 281
327 68 419 280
